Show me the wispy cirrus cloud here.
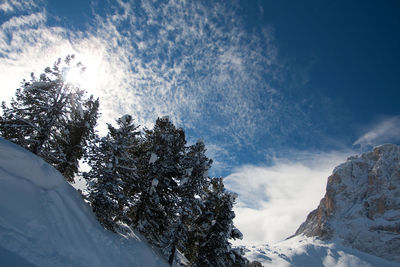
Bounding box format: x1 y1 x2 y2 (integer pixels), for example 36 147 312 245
0 0 39 14
353 115 400 150
89 0 283 143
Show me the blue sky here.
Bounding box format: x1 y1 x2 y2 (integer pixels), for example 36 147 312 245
1 0 399 244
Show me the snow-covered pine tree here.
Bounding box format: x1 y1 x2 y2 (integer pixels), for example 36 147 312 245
54 95 99 182
85 115 140 231
131 116 186 263
193 177 248 267
0 55 99 181
0 63 66 155
177 140 213 262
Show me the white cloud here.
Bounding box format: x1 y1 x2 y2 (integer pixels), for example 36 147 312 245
0 12 45 29
0 0 39 13
353 115 400 149
225 150 351 245
203 142 234 174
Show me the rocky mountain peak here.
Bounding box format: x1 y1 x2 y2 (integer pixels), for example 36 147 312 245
294 144 400 262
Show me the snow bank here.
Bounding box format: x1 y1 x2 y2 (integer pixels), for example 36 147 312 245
0 138 168 267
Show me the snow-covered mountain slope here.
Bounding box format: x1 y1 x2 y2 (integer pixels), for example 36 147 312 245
243 235 398 267
295 144 400 263
0 138 168 267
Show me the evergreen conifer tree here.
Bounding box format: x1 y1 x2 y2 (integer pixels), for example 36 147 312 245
177 140 213 262
131 116 186 262
54 95 99 181
85 136 121 231
192 177 247 267
85 115 140 231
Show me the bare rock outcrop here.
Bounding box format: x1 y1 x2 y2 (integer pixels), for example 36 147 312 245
295 144 400 263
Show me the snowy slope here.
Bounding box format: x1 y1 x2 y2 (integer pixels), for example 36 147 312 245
0 138 168 267
243 235 399 267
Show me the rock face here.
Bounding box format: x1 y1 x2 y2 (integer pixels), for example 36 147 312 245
295 144 400 263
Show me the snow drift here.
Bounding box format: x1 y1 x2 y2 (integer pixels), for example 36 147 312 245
0 138 167 267
243 235 398 267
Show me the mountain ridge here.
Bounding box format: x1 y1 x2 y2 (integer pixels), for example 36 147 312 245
243 144 400 266
294 144 400 263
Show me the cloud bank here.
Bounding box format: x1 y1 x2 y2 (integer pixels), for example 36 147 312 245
225 150 351 245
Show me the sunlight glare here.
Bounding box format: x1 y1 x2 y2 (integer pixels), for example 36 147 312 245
65 67 82 85
63 52 105 96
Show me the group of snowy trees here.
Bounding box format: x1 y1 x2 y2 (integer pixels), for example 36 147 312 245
85 115 247 266
0 56 247 266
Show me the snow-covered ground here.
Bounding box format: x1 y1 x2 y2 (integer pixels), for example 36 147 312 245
0 138 168 267
243 235 399 267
